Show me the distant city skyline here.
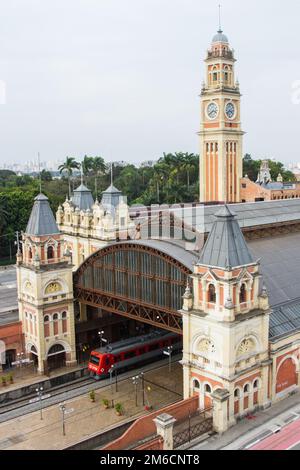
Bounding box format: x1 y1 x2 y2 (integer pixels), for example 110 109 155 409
0 0 299 166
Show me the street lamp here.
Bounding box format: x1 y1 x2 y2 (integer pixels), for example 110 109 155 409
17 352 25 368
98 330 108 348
59 402 66 436
163 345 173 373
36 386 44 420
108 365 114 394
131 373 144 407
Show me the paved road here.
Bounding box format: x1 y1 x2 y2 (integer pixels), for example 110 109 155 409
190 392 300 450
0 266 18 321
249 417 300 450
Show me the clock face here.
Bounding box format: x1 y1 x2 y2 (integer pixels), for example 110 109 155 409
207 102 218 120
225 102 235 120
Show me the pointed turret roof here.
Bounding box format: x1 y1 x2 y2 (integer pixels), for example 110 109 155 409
25 194 59 236
101 184 123 213
198 205 254 269
71 183 94 211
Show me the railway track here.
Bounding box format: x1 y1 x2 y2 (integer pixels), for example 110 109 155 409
0 355 182 423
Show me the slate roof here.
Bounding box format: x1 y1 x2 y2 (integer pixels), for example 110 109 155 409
198 205 255 269
269 299 300 341
72 184 94 211
25 194 59 236
132 199 300 234
101 184 123 213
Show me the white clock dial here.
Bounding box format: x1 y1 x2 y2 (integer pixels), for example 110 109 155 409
225 102 235 120
207 102 219 120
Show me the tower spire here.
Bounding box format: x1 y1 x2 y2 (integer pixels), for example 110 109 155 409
111 162 113 186
38 152 42 194
81 164 84 185
218 4 222 33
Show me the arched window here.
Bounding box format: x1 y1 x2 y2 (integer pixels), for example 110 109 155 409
193 379 200 391
240 284 247 303
234 388 240 398
47 246 54 260
44 315 50 338
62 311 67 334
208 284 216 303
244 384 250 394
28 248 32 260
253 379 259 390
53 313 59 336
204 384 212 393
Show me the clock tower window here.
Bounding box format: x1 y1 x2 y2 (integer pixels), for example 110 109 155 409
208 284 216 303
47 246 54 260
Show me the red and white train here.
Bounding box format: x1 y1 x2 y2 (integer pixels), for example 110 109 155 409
88 330 182 379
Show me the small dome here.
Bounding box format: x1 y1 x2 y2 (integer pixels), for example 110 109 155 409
212 30 228 44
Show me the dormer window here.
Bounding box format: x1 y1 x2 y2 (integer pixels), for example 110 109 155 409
208 284 216 303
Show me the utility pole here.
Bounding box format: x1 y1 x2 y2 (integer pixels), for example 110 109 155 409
59 402 66 436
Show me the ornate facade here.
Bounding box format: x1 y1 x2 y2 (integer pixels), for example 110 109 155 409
56 182 135 269
16 194 77 374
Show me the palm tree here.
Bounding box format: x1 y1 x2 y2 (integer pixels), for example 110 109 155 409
81 155 94 184
58 157 80 197
91 156 106 196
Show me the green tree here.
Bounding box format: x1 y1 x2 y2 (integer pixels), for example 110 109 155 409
58 157 80 197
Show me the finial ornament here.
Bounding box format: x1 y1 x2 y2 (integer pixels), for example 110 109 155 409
111 162 113 186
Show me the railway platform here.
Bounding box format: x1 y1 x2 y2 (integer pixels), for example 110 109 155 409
0 360 183 450
0 362 88 395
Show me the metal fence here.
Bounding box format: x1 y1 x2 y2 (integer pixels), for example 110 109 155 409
173 408 213 448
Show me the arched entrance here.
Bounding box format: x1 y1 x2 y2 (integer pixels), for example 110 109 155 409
30 345 38 367
47 344 66 371
276 357 298 394
74 240 197 334
3 349 16 370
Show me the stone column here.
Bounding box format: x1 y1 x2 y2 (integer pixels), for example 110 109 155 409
153 413 177 451
211 388 230 434
260 360 272 409
79 303 87 322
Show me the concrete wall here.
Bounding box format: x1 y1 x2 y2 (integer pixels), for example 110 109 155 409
63 417 137 450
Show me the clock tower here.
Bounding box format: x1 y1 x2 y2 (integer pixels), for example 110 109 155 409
199 28 244 203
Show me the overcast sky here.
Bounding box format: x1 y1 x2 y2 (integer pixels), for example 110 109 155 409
0 0 300 166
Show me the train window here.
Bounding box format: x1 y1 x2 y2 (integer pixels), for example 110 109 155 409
105 356 110 365
90 355 100 365
124 350 136 359
115 355 121 362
